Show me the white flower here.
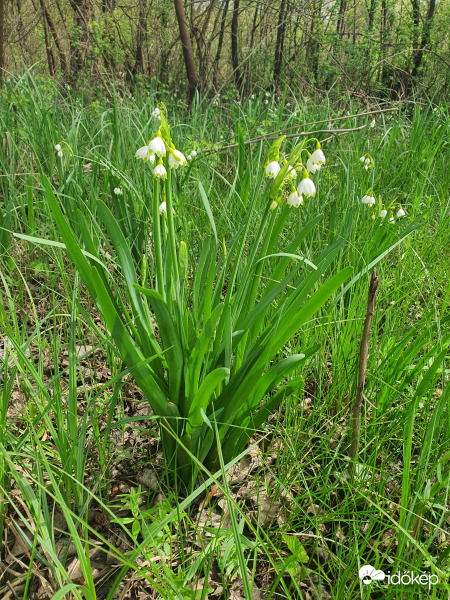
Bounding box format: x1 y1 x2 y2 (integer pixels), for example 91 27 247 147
310 148 326 166
365 158 371 165
135 145 150 161
265 161 281 178
297 177 316 198
265 99 269 104
169 149 187 169
389 216 395 223
54 144 61 151
287 191 303 207
187 155 192 161
370 119 376 128
152 108 161 118
153 164 167 180
361 195 376 205
364 165 369 170
396 207 406 217
306 158 321 173
57 150 63 157
360 156 366 162
148 136 166 158
265 91 271 97
159 201 174 215
286 165 297 179
251 94 255 99
380 209 387 218
190 150 197 157
113 187 122 195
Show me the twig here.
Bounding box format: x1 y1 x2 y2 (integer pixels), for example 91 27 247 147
204 125 367 154
347 268 380 481
205 106 398 154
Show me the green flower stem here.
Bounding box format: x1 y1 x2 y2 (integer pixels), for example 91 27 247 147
165 166 179 286
152 178 165 299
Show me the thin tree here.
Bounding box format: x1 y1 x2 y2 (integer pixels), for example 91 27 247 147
174 0 200 103
231 0 242 91
273 0 287 90
411 0 437 78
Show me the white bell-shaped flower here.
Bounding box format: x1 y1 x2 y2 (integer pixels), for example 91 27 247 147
135 145 150 161
287 191 303 207
310 148 326 166
297 176 316 198
55 144 61 151
113 187 122 195
379 209 387 218
306 158 321 173
159 201 175 215
396 207 406 217
361 194 376 205
148 136 166 158
286 165 297 179
265 161 281 178
57 150 63 157
153 164 167 180
169 149 187 169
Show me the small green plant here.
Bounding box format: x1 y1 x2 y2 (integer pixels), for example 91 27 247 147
42 112 351 490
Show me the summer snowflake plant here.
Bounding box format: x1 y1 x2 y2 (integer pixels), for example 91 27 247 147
44 116 351 491
361 194 376 205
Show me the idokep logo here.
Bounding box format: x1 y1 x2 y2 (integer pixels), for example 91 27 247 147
359 565 385 585
358 564 439 590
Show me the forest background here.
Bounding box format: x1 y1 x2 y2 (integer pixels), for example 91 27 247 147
0 0 449 101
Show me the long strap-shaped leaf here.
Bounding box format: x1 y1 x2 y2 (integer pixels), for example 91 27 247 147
135 285 184 408
43 176 171 417
97 200 159 359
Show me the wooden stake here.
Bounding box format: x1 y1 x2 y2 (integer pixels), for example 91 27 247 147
348 268 380 480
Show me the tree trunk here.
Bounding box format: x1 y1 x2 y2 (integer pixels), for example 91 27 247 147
133 0 146 76
174 0 200 103
411 0 436 78
231 0 242 91
273 0 287 90
337 0 346 39
43 1 68 75
368 0 376 32
213 0 229 89
68 0 91 74
39 0 55 76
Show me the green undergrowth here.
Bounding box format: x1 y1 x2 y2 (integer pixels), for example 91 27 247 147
0 73 448 599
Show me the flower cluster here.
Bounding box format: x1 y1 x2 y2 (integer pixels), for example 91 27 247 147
135 118 188 179
264 139 325 209
152 107 161 120
360 155 373 170
55 143 63 158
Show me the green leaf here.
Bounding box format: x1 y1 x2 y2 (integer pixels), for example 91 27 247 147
135 285 184 407
198 182 217 244
187 367 230 432
282 534 308 563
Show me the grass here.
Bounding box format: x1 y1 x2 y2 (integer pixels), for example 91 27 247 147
0 71 449 599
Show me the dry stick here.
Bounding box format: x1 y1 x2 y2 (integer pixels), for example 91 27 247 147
347 268 380 481
207 106 399 152
205 124 367 155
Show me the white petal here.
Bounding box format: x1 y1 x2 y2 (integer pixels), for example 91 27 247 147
265 161 281 178
148 136 166 157
287 191 303 207
297 177 316 198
